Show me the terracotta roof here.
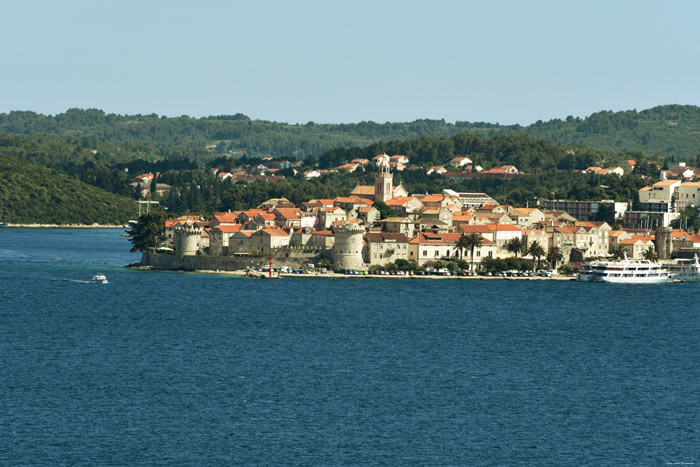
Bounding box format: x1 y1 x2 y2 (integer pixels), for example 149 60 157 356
312 229 333 236
261 228 289 236
421 194 444 203
215 224 242 233
365 233 409 243
619 236 654 245
213 212 238 223
335 196 372 205
351 185 375 195
459 225 492 233
384 196 416 206
514 208 538 214
653 180 681 186
484 224 521 232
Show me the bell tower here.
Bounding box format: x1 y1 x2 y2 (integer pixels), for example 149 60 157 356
374 155 393 202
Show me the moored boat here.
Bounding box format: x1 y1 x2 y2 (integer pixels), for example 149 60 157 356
577 255 671 284
665 254 700 282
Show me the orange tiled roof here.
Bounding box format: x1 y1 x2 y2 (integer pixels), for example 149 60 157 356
215 224 242 233
261 228 289 236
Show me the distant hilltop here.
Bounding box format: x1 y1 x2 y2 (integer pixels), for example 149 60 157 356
1 104 699 160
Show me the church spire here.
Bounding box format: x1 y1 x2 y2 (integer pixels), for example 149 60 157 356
374 155 393 202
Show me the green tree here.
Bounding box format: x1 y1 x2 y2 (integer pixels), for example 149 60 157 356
610 245 626 260
373 201 399 219
546 246 564 270
457 233 471 261
528 241 545 270
642 245 658 262
506 237 523 257
463 232 484 271
127 212 167 252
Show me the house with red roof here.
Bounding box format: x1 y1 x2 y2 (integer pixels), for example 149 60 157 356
209 224 244 255
619 235 655 259
249 227 291 253
379 217 415 238
364 232 410 265
209 211 239 228
384 196 424 217
338 163 360 173
449 156 473 168
407 232 496 266
318 206 347 229
508 207 545 227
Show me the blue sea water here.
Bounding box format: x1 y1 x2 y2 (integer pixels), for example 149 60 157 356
1 228 699 466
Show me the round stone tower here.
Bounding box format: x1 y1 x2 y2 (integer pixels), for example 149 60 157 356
174 221 203 257
332 223 366 270
655 226 673 260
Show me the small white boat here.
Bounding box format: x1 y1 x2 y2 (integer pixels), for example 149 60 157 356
91 274 109 284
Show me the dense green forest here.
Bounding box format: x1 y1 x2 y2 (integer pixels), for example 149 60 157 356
151 133 651 215
151 167 649 217
317 133 645 171
0 154 137 224
2 105 700 160
0 107 690 224
0 130 656 223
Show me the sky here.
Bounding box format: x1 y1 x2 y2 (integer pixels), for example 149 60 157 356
1 0 698 125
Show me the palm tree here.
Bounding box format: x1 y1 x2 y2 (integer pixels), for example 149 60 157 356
610 245 626 260
463 232 484 271
642 246 658 262
528 241 545 271
546 246 564 271
457 234 470 261
506 237 523 257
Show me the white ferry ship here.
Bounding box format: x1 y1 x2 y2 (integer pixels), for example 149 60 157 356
577 255 671 284
665 254 700 282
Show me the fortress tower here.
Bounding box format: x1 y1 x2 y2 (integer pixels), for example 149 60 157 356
655 226 673 260
174 221 203 257
374 156 393 203
332 223 366 270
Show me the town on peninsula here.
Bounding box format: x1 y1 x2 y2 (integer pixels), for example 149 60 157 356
131 152 700 277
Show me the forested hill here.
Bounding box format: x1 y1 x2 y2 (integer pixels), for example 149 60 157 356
1 105 699 161
0 154 137 224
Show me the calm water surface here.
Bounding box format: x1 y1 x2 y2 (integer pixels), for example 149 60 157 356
1 228 699 465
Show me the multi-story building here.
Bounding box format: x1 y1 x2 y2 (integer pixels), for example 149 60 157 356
638 180 682 212
541 200 628 220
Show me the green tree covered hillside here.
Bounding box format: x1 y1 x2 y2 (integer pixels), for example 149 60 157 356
2 105 699 161
0 154 137 224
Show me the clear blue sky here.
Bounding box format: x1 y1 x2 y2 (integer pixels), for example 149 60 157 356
2 0 698 125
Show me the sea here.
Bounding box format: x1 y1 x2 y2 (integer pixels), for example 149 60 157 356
1 228 699 466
